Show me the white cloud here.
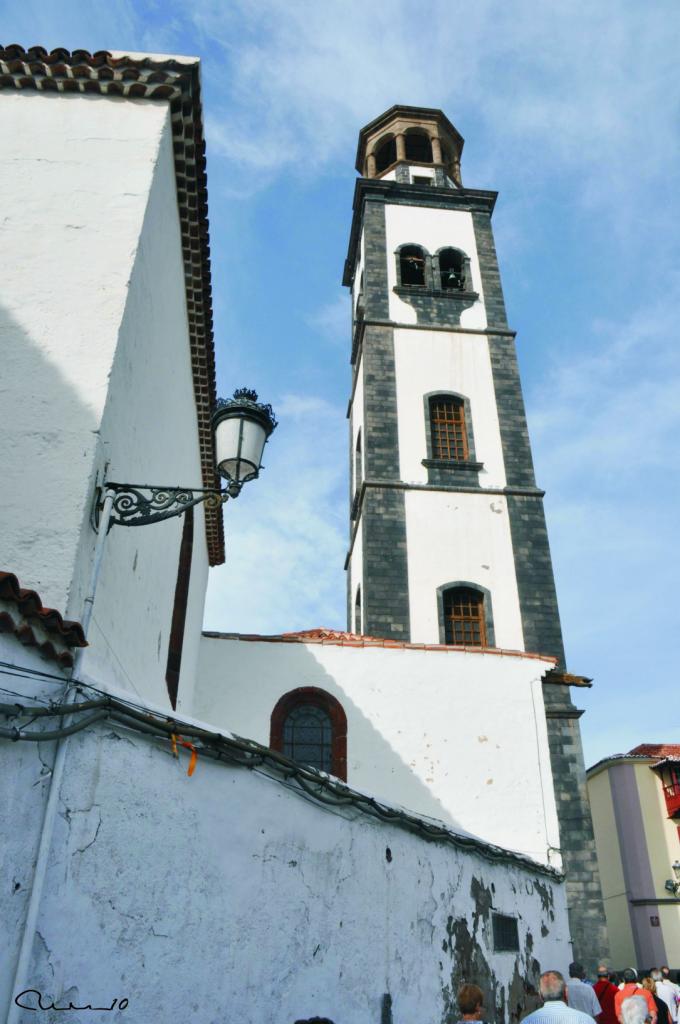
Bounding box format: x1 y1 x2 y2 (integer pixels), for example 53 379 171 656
187 0 679 221
526 285 680 763
305 293 350 348
204 392 348 635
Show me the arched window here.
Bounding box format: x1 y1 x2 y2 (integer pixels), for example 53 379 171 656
355 430 363 491
270 688 347 781
399 244 426 286
375 136 396 173
443 587 487 646
405 130 433 163
439 247 467 291
429 395 468 461
354 585 362 634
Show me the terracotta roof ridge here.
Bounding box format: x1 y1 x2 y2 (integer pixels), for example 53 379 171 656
202 628 556 662
0 571 86 648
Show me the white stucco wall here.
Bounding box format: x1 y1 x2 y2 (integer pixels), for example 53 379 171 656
384 203 487 329
404 490 525 650
0 89 209 710
393 327 506 487
195 637 559 864
0 92 167 612
1 705 571 1024
70 110 209 709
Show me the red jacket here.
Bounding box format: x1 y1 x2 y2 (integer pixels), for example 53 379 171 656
594 980 618 1024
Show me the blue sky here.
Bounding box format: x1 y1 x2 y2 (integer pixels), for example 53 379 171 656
3 0 679 766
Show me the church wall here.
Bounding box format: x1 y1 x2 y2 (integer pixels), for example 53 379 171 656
70 110 209 709
384 203 487 330
0 92 168 614
195 636 560 865
403 490 525 650
2 714 571 1024
392 327 507 487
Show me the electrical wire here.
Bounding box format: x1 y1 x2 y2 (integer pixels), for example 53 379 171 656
0 668 564 879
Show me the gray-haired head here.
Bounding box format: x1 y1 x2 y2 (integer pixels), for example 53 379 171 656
620 996 651 1024
539 972 566 1002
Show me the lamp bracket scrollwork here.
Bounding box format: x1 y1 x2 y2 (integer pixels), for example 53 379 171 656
92 481 238 532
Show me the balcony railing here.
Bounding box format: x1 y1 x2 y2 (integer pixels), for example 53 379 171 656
663 780 680 818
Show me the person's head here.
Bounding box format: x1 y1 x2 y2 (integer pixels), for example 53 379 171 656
570 963 585 981
623 969 638 984
597 966 610 980
641 978 655 995
660 967 670 980
458 984 485 1019
540 972 566 1002
620 996 652 1024
651 971 662 983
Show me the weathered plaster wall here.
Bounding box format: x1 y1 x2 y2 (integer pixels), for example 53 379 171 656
2 713 571 1024
0 90 208 710
0 92 165 611
66 108 209 709
195 637 560 865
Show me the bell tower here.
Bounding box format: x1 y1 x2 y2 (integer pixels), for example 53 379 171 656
343 104 609 967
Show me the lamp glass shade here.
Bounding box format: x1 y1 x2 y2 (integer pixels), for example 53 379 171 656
214 412 268 484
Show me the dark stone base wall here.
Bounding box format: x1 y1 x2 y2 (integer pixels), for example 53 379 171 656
546 711 610 970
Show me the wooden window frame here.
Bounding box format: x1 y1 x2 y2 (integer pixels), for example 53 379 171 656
437 582 495 648
270 687 347 782
429 394 469 462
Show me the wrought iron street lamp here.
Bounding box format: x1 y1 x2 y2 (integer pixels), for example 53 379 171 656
93 388 277 530
79 389 276 656
664 860 680 896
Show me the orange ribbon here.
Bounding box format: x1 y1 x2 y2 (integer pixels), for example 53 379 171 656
170 733 198 777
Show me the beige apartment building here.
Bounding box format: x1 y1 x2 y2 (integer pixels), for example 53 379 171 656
587 744 680 968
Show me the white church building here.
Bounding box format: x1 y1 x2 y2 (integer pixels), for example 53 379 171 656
0 46 606 1024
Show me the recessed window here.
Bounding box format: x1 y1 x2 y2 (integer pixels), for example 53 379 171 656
443 587 487 646
430 395 468 461
270 688 347 781
283 704 333 772
492 913 519 952
354 586 362 634
355 430 363 491
405 130 433 163
375 136 397 173
399 245 426 286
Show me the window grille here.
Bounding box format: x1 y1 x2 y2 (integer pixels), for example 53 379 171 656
492 913 519 952
430 396 468 461
270 688 347 781
443 587 486 646
283 704 333 773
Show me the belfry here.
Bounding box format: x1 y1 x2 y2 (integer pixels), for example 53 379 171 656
343 104 609 965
